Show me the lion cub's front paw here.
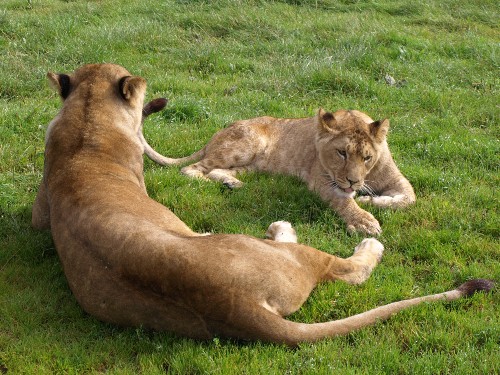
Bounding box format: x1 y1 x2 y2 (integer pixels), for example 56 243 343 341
346 211 381 236
266 221 298 243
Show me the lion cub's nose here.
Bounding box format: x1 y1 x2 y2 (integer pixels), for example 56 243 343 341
347 178 359 186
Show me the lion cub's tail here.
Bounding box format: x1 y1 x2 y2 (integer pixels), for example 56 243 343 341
242 279 494 346
140 98 205 166
141 132 205 166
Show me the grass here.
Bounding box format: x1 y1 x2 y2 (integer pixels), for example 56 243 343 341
1 0 499 373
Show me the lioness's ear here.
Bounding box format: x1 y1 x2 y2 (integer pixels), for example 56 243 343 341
370 119 390 142
119 76 147 101
317 108 339 134
47 72 71 100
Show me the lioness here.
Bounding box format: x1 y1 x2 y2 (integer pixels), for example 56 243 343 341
32 64 492 345
143 109 416 235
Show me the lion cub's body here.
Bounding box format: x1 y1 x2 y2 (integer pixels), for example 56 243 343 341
146 110 416 235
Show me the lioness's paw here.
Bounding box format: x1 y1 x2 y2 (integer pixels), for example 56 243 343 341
345 238 384 284
354 238 384 263
266 221 298 243
346 212 381 236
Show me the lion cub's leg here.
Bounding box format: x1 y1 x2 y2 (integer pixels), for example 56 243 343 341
265 221 298 243
326 238 384 284
181 165 245 189
329 195 382 236
206 168 245 189
357 192 414 208
181 163 211 181
358 178 416 209
357 195 406 208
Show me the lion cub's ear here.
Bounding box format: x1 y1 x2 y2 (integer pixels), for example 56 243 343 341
119 76 147 101
47 72 71 100
317 108 340 135
369 119 390 142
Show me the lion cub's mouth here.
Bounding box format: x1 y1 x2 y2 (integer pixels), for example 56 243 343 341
325 174 358 197
332 184 357 198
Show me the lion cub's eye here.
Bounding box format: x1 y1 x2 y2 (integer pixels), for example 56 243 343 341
337 150 347 159
364 155 372 162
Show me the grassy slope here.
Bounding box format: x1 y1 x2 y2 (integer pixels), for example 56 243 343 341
0 0 498 373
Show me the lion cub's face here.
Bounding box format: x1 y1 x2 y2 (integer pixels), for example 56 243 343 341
315 109 389 197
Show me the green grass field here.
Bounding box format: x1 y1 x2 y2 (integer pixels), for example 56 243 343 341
1 0 498 373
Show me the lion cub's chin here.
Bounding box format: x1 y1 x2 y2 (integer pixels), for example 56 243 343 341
334 188 357 199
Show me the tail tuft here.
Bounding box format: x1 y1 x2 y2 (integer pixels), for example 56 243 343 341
143 98 168 117
457 279 495 297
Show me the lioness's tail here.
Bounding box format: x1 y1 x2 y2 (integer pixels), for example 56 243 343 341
140 98 205 166
234 279 494 346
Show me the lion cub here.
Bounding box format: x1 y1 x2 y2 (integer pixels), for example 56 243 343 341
144 109 415 235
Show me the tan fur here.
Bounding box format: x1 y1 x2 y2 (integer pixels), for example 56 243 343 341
33 64 489 346
145 108 416 235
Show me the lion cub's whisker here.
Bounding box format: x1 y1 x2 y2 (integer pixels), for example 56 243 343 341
360 184 377 197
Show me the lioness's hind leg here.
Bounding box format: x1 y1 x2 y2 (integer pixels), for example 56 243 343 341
266 221 298 243
327 238 384 284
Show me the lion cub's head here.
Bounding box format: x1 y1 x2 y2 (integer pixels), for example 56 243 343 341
315 108 390 198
